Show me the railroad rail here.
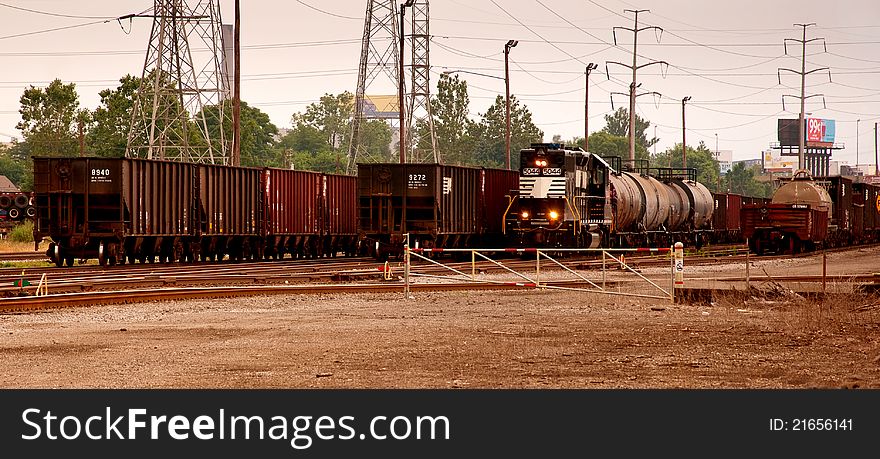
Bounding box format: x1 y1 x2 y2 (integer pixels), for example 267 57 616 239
0 280 601 313
0 251 45 262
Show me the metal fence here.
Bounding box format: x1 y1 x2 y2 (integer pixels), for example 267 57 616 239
400 234 684 303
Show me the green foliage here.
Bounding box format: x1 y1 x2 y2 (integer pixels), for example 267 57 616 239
295 92 354 151
286 150 343 174
653 141 721 190
8 220 34 243
86 75 143 157
466 95 543 169
587 131 649 162
601 108 658 151
723 161 773 198
283 92 391 172
419 74 475 165
0 144 31 191
200 100 280 167
16 79 83 157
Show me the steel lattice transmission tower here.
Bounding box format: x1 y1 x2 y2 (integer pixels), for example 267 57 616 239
126 0 231 164
405 0 438 164
346 0 401 174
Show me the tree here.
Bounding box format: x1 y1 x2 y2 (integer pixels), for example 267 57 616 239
16 79 83 157
468 95 543 169
419 73 475 165
200 100 279 167
87 75 144 157
295 92 354 152
723 161 773 198
653 141 720 190
587 131 649 162
602 107 658 151
0 143 31 190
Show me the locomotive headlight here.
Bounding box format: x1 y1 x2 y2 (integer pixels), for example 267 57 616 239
548 210 559 220
520 210 530 219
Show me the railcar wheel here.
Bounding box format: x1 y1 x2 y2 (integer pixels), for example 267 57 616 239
98 241 108 267
51 243 63 268
64 256 75 267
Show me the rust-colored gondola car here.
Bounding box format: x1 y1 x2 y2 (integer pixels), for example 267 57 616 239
32 157 195 266
357 163 518 258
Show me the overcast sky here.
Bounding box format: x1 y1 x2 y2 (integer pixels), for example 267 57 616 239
1 0 879 166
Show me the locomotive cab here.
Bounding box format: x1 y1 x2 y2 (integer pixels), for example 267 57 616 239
505 144 611 248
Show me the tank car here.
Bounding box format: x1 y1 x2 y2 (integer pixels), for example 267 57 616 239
741 171 832 254
608 165 714 247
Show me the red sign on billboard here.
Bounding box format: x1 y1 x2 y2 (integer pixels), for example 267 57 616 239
806 118 836 145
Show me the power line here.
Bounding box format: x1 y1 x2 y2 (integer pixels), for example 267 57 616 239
0 18 110 41
0 2 117 19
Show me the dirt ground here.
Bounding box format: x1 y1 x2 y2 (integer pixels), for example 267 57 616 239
1 247 879 388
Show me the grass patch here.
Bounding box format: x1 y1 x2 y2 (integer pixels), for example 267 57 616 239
7 220 34 243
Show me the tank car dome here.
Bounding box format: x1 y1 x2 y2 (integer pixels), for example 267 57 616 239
771 180 832 213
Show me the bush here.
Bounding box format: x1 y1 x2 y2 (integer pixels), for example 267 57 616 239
8 220 34 243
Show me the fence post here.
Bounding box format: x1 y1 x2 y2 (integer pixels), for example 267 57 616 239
602 250 606 290
745 237 750 289
670 245 674 303
404 233 410 299
536 250 541 288
471 250 476 281
673 242 684 303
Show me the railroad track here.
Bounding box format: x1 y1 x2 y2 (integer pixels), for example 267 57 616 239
3 243 877 312
0 251 45 262
0 279 610 313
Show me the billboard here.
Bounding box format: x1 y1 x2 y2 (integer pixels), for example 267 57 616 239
777 118 836 147
777 119 799 146
762 150 796 171
806 118 835 146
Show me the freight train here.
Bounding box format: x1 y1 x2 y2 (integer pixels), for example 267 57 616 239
500 144 879 254
32 157 357 267
742 171 880 254
32 147 879 267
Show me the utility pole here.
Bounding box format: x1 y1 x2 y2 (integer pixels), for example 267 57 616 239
504 39 518 170
875 122 878 176
78 119 85 157
779 23 830 172
715 133 720 191
681 96 691 168
856 119 860 167
584 63 597 151
232 0 240 166
606 9 666 164
399 1 415 164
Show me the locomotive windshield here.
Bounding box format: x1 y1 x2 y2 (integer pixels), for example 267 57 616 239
520 149 565 177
